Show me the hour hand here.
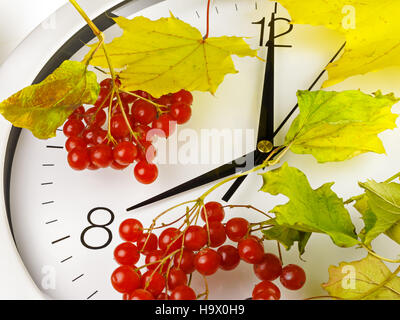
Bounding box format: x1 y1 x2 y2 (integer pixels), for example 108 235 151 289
126 150 258 211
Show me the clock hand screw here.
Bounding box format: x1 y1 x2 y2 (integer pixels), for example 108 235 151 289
257 140 273 154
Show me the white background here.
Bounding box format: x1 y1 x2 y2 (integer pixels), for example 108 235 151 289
0 0 67 299
0 0 67 64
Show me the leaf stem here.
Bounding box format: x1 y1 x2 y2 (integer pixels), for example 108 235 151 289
204 0 211 39
361 244 400 263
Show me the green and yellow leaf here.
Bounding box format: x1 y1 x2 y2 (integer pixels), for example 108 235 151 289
0 61 99 139
262 225 311 255
354 180 400 245
274 0 400 87
322 255 400 300
285 90 399 163
260 163 359 248
85 15 258 98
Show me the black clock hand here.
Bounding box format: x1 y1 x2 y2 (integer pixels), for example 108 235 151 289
126 149 261 211
222 5 281 202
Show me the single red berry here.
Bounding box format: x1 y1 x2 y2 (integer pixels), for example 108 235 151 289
252 281 281 300
63 119 84 137
65 136 87 152
200 202 225 223
137 143 157 163
204 221 226 248
145 250 171 273
169 103 192 125
114 242 140 266
159 228 183 254
113 141 138 165
120 91 137 104
152 114 176 138
194 248 221 276
170 285 196 300
82 127 97 144
119 219 143 242
132 100 157 125
95 88 112 109
132 90 153 100
168 268 188 291
254 253 282 281
237 237 264 264
136 233 158 255
156 293 170 300
173 249 195 274
171 90 193 106
90 144 113 168
100 78 113 90
68 106 85 120
280 264 306 290
67 148 90 171
133 124 152 143
111 161 129 170
84 107 106 127
253 291 280 300
134 161 158 184
184 226 208 251
92 128 107 145
225 217 249 242
110 114 130 139
128 289 154 300
111 266 140 293
217 245 240 271
141 270 165 297
156 94 173 107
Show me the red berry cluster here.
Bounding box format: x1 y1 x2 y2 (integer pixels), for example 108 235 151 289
111 201 306 300
63 78 194 184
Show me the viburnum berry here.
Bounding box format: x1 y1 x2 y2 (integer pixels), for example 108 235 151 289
63 119 84 137
156 94 173 107
119 219 143 242
254 253 282 281
65 136 86 152
152 114 177 138
225 217 249 242
100 78 113 90
145 250 171 273
113 141 138 165
137 143 157 163
184 225 207 251
171 89 193 106
201 202 225 223
170 285 196 300
134 161 158 184
110 114 130 139
217 245 241 271
204 221 226 248
67 148 90 171
169 103 192 124
133 124 152 143
159 227 183 254
194 248 221 276
111 265 141 294
167 268 188 290
156 293 170 300
84 107 106 127
68 106 85 120
111 161 129 170
128 289 154 300
141 270 165 297
173 249 195 274
132 100 157 125
89 144 113 168
114 242 140 266
252 281 281 300
237 237 265 264
136 233 158 255
280 264 306 290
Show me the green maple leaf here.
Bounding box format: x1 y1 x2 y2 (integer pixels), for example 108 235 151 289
322 255 400 300
354 180 400 245
285 90 399 163
0 61 99 139
85 15 257 98
262 225 311 255
260 163 359 248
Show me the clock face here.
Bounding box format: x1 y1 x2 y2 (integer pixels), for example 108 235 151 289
4 0 400 300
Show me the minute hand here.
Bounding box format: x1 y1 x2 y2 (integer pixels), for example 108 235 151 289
222 9 278 202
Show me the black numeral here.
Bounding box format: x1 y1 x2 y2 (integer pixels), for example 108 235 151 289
80 207 114 250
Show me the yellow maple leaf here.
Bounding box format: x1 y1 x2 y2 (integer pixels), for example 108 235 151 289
274 0 400 87
85 15 258 98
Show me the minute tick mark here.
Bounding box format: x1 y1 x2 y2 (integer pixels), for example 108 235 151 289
42 201 54 205
51 235 70 244
45 219 58 224
41 182 53 186
46 145 63 149
72 274 84 282
87 291 98 300
60 256 72 263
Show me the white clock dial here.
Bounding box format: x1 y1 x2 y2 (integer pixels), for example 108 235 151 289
2 0 400 300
